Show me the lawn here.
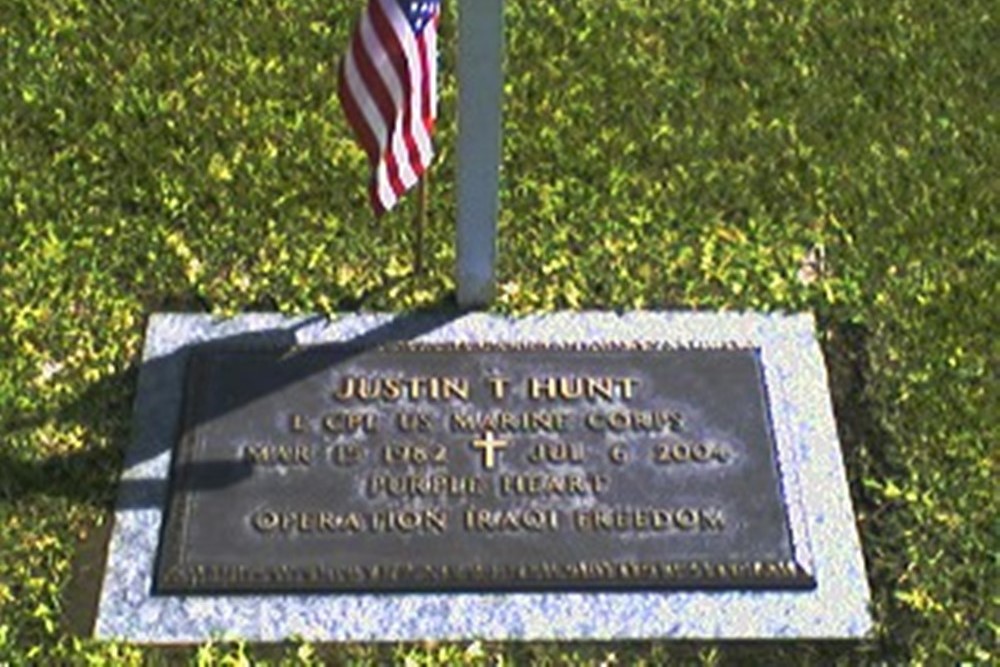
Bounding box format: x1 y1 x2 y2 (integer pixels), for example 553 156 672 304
1 0 996 664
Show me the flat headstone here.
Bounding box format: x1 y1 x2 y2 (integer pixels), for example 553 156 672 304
95 312 871 642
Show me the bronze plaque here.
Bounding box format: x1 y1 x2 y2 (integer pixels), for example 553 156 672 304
155 344 814 593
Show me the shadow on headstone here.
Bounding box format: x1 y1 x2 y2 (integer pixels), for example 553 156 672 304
0 299 464 637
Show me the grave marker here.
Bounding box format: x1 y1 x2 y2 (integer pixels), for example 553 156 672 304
95 312 872 641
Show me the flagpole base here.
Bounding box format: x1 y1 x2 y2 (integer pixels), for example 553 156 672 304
456 270 496 310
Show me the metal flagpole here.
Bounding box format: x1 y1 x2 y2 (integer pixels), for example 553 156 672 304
456 0 503 308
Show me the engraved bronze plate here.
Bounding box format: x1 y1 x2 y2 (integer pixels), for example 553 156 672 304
155 344 814 593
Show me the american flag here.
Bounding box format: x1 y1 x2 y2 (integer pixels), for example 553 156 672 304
338 0 441 215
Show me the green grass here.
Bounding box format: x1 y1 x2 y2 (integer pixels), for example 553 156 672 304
1 0 996 664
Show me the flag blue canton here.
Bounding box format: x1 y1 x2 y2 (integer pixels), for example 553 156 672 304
397 0 439 34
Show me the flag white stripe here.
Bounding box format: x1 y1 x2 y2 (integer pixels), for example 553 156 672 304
373 161 395 212
427 18 438 118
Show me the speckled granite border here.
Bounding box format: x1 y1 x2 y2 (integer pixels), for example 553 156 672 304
94 312 871 642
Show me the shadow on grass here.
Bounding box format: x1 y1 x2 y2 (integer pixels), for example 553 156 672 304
119 638 865 666
817 313 917 663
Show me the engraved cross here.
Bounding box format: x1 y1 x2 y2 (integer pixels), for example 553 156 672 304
471 431 508 470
